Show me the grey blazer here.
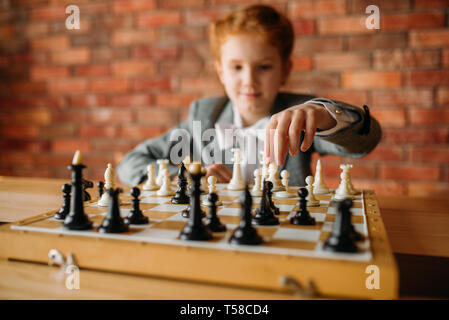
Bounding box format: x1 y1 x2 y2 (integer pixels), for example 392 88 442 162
117 92 381 187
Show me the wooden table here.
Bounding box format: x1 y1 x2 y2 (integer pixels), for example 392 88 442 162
0 176 448 299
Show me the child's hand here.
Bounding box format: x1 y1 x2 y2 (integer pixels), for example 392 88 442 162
265 103 336 166
205 164 232 183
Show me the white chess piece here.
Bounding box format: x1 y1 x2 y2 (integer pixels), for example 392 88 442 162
334 165 354 200
268 163 284 192
156 159 169 186
202 175 222 206
142 164 159 191
274 170 296 198
98 163 118 207
157 169 175 196
305 176 320 206
251 168 262 197
227 148 245 190
346 164 358 195
260 160 269 191
313 159 329 194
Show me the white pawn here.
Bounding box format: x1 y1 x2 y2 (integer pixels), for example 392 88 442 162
268 163 284 192
274 170 296 198
156 169 175 196
227 148 245 190
98 163 119 207
313 159 330 194
202 175 222 206
142 164 158 191
251 168 262 197
260 160 269 191
305 176 320 206
346 164 357 195
334 166 354 200
156 159 169 186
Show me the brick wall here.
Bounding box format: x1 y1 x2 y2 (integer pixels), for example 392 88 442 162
0 0 448 198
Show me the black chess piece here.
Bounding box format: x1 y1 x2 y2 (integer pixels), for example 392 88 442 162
179 166 213 241
63 162 93 230
267 181 280 216
290 188 316 226
98 188 129 233
125 187 149 225
54 183 71 220
97 181 105 198
253 180 279 226
181 181 206 219
171 162 190 204
323 198 357 253
229 185 263 245
205 193 226 232
82 179 93 201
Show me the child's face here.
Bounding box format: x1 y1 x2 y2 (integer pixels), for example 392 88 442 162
215 33 291 123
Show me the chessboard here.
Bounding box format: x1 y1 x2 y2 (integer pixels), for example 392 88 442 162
0 183 398 299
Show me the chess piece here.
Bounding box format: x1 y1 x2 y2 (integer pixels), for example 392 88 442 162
63 150 93 230
157 168 175 196
229 185 263 245
156 159 169 186
98 163 119 207
82 179 93 201
267 163 284 192
290 188 316 226
260 159 269 190
274 170 296 198
227 148 245 190
179 163 213 241
346 164 358 195
250 168 262 197
143 164 159 191
98 188 129 233
334 165 354 200
323 199 357 253
125 187 149 225
253 180 279 226
54 183 71 220
205 193 226 233
171 162 189 204
202 176 222 206
313 159 329 194
97 181 105 198
305 176 320 206
267 180 280 215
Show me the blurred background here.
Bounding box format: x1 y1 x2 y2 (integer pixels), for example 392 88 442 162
0 0 448 198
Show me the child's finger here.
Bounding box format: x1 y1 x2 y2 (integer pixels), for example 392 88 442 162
265 118 277 163
301 110 317 152
288 110 305 156
274 114 291 165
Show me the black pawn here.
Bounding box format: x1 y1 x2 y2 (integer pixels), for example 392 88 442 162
63 163 92 230
229 186 263 245
253 180 279 226
290 188 316 226
82 179 93 201
323 199 357 253
205 193 226 232
98 188 129 233
171 162 189 204
97 181 105 198
179 166 213 241
125 187 149 225
55 183 71 220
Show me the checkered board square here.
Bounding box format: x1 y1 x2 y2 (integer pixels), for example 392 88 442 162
11 184 371 262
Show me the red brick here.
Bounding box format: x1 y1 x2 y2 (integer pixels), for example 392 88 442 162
8 109 52 126
1 126 39 139
0 25 13 38
154 93 201 108
48 78 88 94
443 49 449 67
133 78 172 91
414 0 449 9
314 90 368 107
407 70 449 86
29 97 66 109
31 6 66 20
382 12 445 31
380 165 440 181
362 145 404 161
69 95 108 108
23 22 49 37
89 109 134 123
353 180 407 196
410 109 449 125
315 52 370 71
290 0 346 18
348 33 408 51
437 88 449 106
159 0 206 9
39 124 76 138
75 65 109 77
52 139 91 154
286 73 339 91
373 50 440 70
138 11 182 27
291 55 313 71
410 30 449 48
318 16 374 35
371 109 407 127
384 128 449 144
372 89 433 108
10 81 46 95
31 35 69 51
2 140 51 152
112 0 157 13
111 61 156 78
349 0 411 12
111 29 157 47
159 59 203 75
90 79 129 93
136 108 178 125
30 66 69 80
1 151 36 166
185 8 228 26
52 110 88 123
109 94 152 107
292 20 316 35
180 76 222 92
159 26 205 42
131 45 180 59
410 147 449 164
79 125 119 138
342 71 402 89
408 182 449 198
11 53 47 65
294 37 344 54
51 48 90 65
120 125 165 139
